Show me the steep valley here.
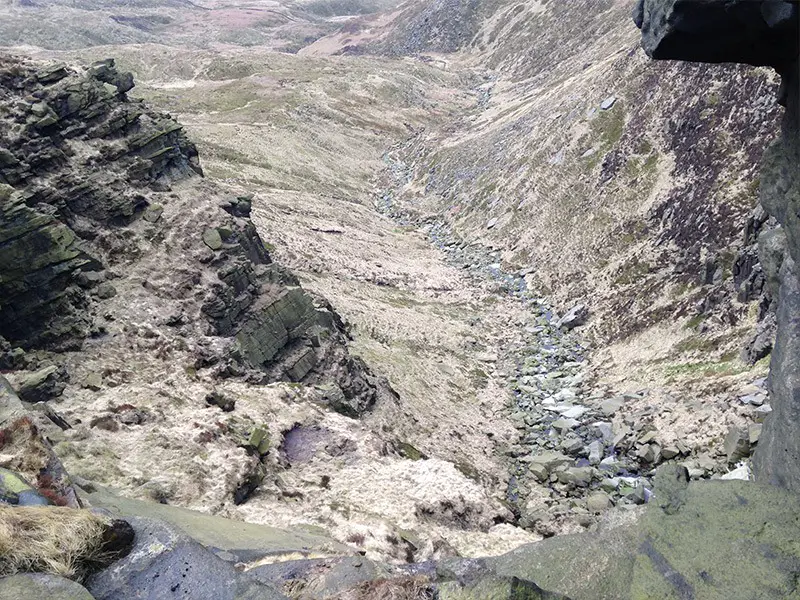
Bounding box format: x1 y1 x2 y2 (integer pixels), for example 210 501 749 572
0 0 797 598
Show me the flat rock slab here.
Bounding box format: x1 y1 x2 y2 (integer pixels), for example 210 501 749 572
82 485 349 564
249 556 393 598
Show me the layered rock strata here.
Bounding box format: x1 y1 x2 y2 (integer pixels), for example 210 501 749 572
0 54 394 417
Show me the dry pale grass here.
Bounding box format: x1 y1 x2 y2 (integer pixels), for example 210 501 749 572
330 577 436 600
0 506 113 580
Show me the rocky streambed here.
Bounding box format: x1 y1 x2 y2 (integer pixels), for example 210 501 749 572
377 140 771 536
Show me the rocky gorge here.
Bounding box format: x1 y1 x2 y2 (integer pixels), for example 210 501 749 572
0 0 799 598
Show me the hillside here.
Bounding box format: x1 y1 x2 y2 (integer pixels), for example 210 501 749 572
0 0 797 598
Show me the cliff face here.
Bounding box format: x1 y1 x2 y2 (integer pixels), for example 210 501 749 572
0 54 392 415
0 55 407 527
0 56 200 350
1 54 527 564
635 0 800 490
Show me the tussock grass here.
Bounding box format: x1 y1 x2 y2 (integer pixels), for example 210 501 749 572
0 506 114 580
332 577 436 600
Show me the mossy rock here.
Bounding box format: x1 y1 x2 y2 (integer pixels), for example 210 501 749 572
0 574 95 600
439 575 571 599
81 484 349 563
202 227 223 250
486 480 800 599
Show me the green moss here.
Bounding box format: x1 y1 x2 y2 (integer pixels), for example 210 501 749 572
613 260 651 286
663 359 747 380
396 441 426 461
469 367 489 389
590 102 626 152
684 315 704 330
635 139 653 154
674 335 719 353
454 461 481 482
669 281 694 299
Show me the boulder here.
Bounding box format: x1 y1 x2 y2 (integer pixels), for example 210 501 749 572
634 0 800 494
437 574 571 599
555 305 588 331
249 556 393 599
15 365 67 403
487 480 800 599
0 467 49 505
85 517 288 600
723 427 751 463
599 397 623 416
585 492 612 513
0 574 95 600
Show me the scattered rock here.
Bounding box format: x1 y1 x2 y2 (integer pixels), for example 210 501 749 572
0 467 49 505
660 445 680 460
15 366 68 403
143 204 164 223
559 405 588 420
600 397 624 416
0 574 95 600
558 467 593 486
586 491 612 512
82 372 103 391
600 96 616 110
551 418 579 433
205 390 236 412
754 404 772 422
749 423 763 445
720 464 751 481
95 282 117 299
245 425 271 456
723 427 750 463
90 415 119 432
560 436 583 454
587 440 603 465
202 227 223 250
555 304 588 330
